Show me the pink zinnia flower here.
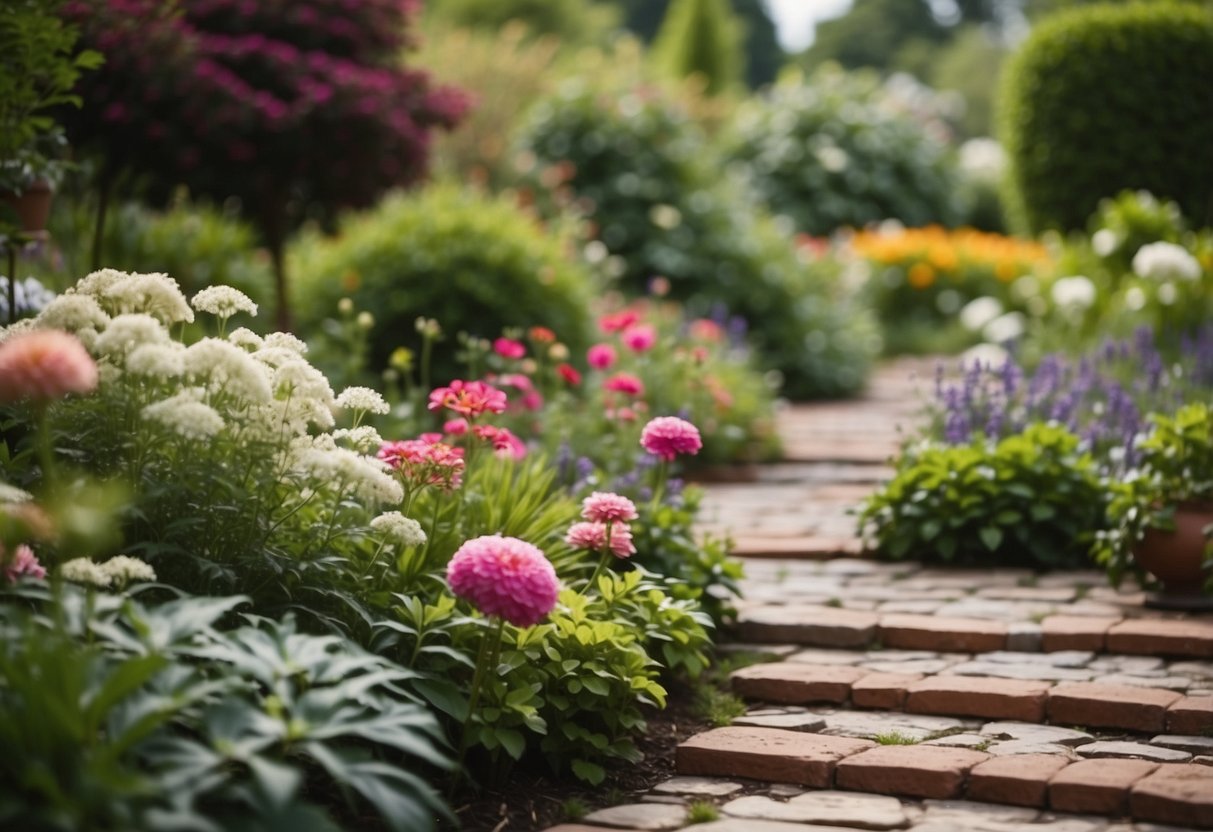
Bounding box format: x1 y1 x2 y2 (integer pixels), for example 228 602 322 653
689 319 724 343
528 326 556 343
3 544 46 582
587 343 617 370
582 491 638 523
493 337 526 359
641 416 703 461
621 324 657 352
0 329 98 405
473 424 528 459
565 521 636 559
557 363 581 386
379 438 466 490
603 373 644 396
598 310 639 333
428 380 508 418
446 534 559 627
443 418 469 436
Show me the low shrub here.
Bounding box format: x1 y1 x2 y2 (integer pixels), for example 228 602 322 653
999 2 1213 233
858 422 1108 569
291 183 597 385
723 68 963 236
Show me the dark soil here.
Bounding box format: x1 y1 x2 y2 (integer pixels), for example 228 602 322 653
451 681 711 832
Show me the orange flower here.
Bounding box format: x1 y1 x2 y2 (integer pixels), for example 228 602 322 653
908 262 936 289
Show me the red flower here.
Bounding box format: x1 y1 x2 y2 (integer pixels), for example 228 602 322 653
557 363 582 385
598 310 639 333
493 337 526 359
603 373 644 397
528 326 556 343
428 380 508 418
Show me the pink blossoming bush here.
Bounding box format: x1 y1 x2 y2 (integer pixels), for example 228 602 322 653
3 544 46 583
446 534 559 627
641 417 703 461
581 492 638 523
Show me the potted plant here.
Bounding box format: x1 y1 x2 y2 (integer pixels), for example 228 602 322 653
0 0 100 233
1094 402 1213 608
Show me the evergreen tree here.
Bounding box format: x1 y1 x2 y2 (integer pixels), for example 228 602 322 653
651 0 744 96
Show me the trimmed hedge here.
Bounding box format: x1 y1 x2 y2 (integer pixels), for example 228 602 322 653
999 2 1213 233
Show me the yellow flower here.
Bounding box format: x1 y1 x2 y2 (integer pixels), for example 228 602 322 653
908 262 936 289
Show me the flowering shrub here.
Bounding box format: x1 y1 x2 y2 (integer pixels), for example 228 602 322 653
849 225 1050 354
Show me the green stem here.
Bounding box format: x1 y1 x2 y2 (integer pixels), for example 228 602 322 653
34 405 55 490
451 617 506 796
650 458 669 512
584 540 612 594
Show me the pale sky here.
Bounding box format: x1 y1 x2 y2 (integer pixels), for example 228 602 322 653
767 0 854 51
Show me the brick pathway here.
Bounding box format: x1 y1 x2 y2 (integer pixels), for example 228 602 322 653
538 359 1213 832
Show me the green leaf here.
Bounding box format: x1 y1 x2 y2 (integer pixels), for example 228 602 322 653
571 759 606 785
979 526 1004 551
497 728 526 760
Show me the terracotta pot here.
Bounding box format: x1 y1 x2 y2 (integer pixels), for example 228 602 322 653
0 180 53 234
1134 501 1213 597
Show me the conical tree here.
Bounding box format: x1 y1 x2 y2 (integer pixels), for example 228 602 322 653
651 0 743 97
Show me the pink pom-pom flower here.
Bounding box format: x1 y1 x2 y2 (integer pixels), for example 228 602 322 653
0 329 98 405
586 343 617 370
621 323 657 352
581 491 638 523
565 521 635 559
446 535 559 627
640 416 703 461
3 544 46 583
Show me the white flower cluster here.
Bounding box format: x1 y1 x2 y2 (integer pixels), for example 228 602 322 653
78 269 195 325
191 286 258 319
289 442 403 506
95 313 169 358
0 482 33 503
1050 275 1097 310
60 555 157 589
332 425 384 453
370 511 427 548
336 386 390 415
144 389 226 439
185 338 274 404
126 341 186 378
1132 242 1202 282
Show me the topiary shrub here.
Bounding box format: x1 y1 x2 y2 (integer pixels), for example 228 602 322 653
512 81 880 398
722 68 962 235
999 2 1213 234
291 183 597 383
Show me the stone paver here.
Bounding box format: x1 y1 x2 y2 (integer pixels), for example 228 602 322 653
1049 759 1160 815
1048 683 1185 733
879 614 1008 653
905 676 1051 722
980 722 1093 747
676 727 874 787
967 753 1073 807
835 745 990 799
722 792 908 830
650 777 744 797
1129 764 1213 828
1106 620 1213 659
851 671 923 709
1075 742 1192 763
1166 695 1213 735
1042 616 1121 652
581 803 688 830
737 606 878 648
732 663 869 704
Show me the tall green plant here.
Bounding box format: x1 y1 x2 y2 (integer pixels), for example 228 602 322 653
651 0 743 96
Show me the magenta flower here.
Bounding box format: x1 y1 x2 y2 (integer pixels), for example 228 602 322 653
0 330 98 405
446 535 559 627
621 323 657 352
3 544 46 583
473 424 528 459
493 337 526 359
587 343 617 370
428 380 508 418
443 418 469 436
565 521 635 558
598 310 639 333
581 491 638 523
378 437 465 490
603 372 644 396
640 416 703 461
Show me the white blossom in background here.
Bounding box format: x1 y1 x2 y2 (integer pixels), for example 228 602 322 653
958 138 1006 180
983 311 1026 344
144 389 226 439
1050 275 1097 310
336 386 390 415
126 342 186 378
332 426 384 453
962 342 1009 370
370 511 427 548
95 313 170 358
228 327 264 351
1132 242 1202 282
959 296 1004 332
0 483 33 503
1091 228 1119 258
289 445 403 506
263 331 308 354
60 557 113 588
1124 286 1147 311
101 555 157 586
34 293 109 334
102 272 195 324
192 286 258 319
184 338 273 404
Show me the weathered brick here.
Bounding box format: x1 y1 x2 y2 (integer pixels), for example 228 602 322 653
731 663 869 705
1167 694 1213 735
834 745 990 799
906 676 1051 722
737 605 879 648
1048 683 1184 733
1130 763 1213 828
677 727 874 787
1048 758 1159 815
1107 619 1213 658
851 672 923 710
1040 615 1119 652
967 754 1073 807
878 614 1007 653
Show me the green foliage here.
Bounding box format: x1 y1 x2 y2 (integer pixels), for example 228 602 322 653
0 584 452 831
724 68 963 236
999 2 1213 233
514 83 880 398
428 0 615 45
651 0 744 96
928 25 1006 140
874 731 920 745
1094 403 1213 587
0 0 101 192
292 184 596 385
686 801 721 823
798 0 947 75
859 423 1109 568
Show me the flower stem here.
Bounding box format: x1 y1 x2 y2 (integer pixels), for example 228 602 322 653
451 617 506 796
